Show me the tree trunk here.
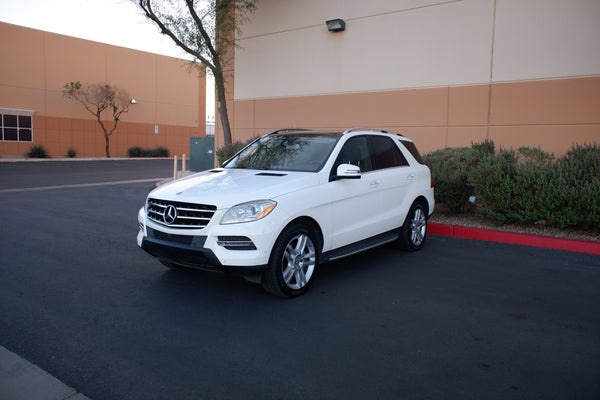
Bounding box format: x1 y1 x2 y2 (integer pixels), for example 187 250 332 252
214 69 232 147
105 134 110 158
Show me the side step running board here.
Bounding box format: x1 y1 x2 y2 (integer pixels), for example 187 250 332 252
321 230 399 263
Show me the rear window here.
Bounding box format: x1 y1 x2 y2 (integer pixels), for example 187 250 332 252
370 136 409 169
400 141 425 164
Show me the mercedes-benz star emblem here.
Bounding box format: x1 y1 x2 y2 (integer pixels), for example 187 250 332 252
163 205 178 225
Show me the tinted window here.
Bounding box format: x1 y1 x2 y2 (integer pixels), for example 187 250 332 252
370 136 408 169
19 115 32 128
400 141 424 164
3 114 17 127
19 129 32 141
333 136 372 173
3 128 18 141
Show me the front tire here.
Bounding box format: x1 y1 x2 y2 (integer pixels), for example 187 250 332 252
397 202 428 251
262 223 319 297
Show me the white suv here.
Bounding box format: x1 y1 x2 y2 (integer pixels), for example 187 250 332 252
137 128 434 297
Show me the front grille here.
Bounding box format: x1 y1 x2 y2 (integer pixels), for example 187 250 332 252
147 198 217 229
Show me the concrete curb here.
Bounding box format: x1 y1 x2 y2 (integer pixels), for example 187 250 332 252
429 223 600 255
0 345 91 400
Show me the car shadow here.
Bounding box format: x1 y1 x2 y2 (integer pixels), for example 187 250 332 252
147 242 420 304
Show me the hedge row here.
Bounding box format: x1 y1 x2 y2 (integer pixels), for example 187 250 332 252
127 146 170 158
423 142 600 230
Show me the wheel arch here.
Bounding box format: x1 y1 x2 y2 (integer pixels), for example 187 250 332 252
282 216 324 253
413 195 431 217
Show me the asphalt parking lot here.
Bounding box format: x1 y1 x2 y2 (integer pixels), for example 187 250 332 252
1 160 599 400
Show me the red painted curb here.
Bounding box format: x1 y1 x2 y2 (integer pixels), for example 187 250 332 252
429 223 600 256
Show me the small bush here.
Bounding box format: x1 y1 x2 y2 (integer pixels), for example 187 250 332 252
468 148 551 225
540 143 600 228
66 147 77 158
127 146 145 157
471 139 495 156
147 146 170 157
216 140 248 165
128 146 170 158
26 144 50 158
422 140 494 214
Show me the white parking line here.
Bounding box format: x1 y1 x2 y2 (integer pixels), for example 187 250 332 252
0 178 165 193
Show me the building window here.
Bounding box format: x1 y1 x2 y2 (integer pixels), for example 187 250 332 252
1 108 34 142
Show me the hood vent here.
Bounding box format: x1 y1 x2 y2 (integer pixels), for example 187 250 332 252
255 172 287 177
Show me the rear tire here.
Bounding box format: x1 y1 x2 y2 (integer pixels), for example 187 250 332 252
397 202 428 251
262 223 319 297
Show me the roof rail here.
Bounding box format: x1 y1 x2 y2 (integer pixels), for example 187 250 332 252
342 127 404 137
267 128 313 136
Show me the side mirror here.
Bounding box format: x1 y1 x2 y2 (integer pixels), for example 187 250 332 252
335 163 361 180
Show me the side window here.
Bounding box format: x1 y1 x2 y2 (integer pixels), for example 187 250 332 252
370 136 408 170
400 140 425 164
332 136 373 175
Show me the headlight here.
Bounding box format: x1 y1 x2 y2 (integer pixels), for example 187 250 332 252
220 200 277 224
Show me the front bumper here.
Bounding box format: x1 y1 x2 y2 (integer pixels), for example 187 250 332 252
141 236 267 273
137 207 271 272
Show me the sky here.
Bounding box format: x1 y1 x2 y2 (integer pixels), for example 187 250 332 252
1 0 215 121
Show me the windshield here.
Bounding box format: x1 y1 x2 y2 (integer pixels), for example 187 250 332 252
224 134 340 172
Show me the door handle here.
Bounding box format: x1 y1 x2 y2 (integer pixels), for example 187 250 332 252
407 174 415 180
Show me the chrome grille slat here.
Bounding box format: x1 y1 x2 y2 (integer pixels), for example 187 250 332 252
177 207 206 212
147 198 216 229
179 216 211 221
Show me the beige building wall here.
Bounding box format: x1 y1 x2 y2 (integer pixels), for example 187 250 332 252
223 0 600 156
0 22 206 157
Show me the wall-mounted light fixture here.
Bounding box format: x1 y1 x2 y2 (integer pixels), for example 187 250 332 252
130 99 138 104
326 18 345 32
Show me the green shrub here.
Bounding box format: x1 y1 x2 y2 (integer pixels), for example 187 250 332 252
424 141 599 230
422 140 494 214
147 146 170 157
128 146 170 158
468 148 551 225
539 143 600 228
66 147 77 158
471 139 495 156
26 144 50 158
127 146 145 157
216 140 248 165
448 143 598 229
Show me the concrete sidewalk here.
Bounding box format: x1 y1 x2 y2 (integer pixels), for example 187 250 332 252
0 345 91 400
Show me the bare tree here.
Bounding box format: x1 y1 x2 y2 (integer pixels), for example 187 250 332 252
63 81 131 158
136 0 256 148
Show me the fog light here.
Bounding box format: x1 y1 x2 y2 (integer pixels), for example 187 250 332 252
217 236 257 250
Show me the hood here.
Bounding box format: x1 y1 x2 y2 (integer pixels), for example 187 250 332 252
149 168 319 209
